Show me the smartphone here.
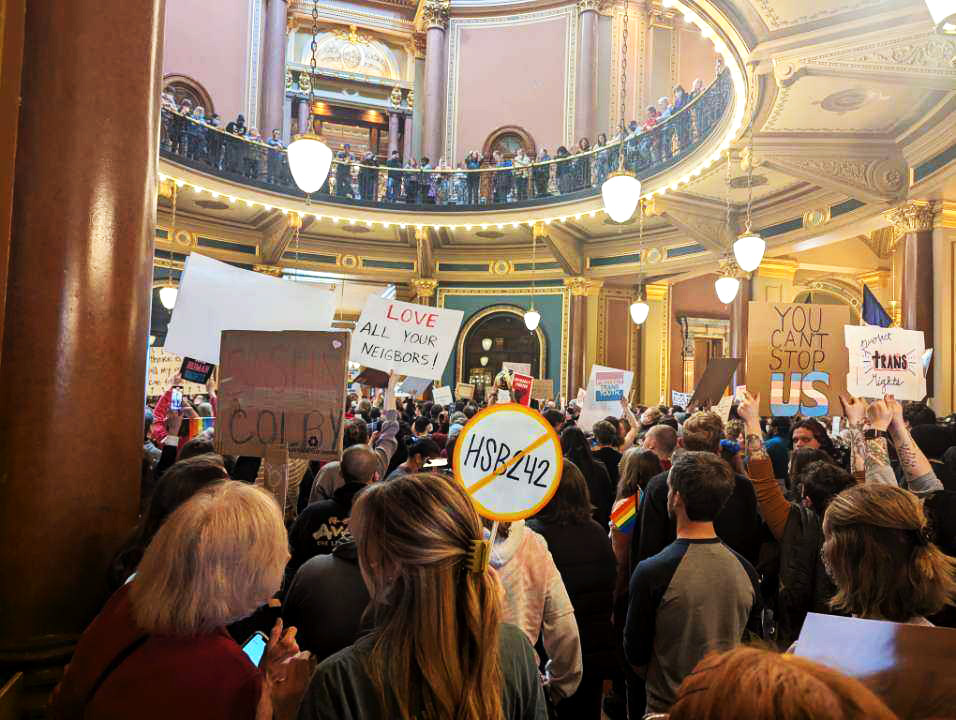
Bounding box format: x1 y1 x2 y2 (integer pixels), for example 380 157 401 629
242 631 268 666
170 388 183 412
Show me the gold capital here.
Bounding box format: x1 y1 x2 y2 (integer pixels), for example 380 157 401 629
253 265 284 277
563 276 601 296
883 201 936 233
421 0 450 30
410 277 438 298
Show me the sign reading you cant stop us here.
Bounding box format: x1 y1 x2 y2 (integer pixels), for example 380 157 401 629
453 404 563 522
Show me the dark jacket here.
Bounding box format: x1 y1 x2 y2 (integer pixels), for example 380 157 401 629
526 517 617 676
578 457 613 531
286 482 365 585
283 539 370 661
631 466 761 574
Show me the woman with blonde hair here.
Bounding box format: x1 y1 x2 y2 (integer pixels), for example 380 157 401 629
298 473 547 720
51 482 311 720
822 484 956 624
668 646 898 719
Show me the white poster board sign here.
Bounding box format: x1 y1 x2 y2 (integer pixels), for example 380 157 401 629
164 253 335 364
350 297 463 380
502 361 532 376
453 404 563 521
844 326 926 400
577 365 634 432
398 376 432 398
712 394 734 423
671 390 692 408
432 385 454 406
147 347 206 397
497 389 512 404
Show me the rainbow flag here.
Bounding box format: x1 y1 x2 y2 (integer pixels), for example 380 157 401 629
185 416 215 440
610 495 637 533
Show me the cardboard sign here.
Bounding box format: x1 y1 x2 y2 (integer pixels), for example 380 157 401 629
147 347 206 397
712 394 734 422
844 326 926 401
350 296 463 380
180 357 215 384
453 403 563 521
512 373 533 406
165 253 335 364
432 385 454 406
671 390 692 408
747 302 849 417
687 358 740 410
259 444 290 514
397 376 432 398
531 378 554 400
497 389 512 404
502 361 532 376
456 382 475 400
578 365 634 431
216 330 349 460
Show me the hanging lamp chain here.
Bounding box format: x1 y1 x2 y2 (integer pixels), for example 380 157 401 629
530 230 537 311
169 184 177 289
308 0 319 131
744 64 756 234
619 0 628 171
637 196 644 297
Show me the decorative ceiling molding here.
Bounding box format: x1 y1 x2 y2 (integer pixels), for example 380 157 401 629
857 226 901 257
650 196 734 254
882 201 937 233
750 0 885 31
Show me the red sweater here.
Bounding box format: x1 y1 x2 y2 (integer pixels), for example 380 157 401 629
51 585 262 720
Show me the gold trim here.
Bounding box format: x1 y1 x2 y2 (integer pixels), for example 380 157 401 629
660 284 671 402
595 287 641 400
454 305 548 388
755 258 798 280
645 282 668 301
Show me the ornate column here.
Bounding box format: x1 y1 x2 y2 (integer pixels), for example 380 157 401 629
0 0 162 660
403 91 415 161
388 87 402 156
261 0 289 135
575 0 599 143
565 276 598 398
729 275 750 386
885 202 936 394
296 97 310 136
410 278 439 307
421 0 449 162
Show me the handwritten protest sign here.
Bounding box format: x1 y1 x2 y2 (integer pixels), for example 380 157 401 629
216 330 349 460
531 379 554 400
165 253 335 364
502 361 532 376
432 385 454 406
148 347 206 397
671 390 692 408
497 389 512 404
456 382 475 400
844 326 926 400
454 404 563 521
512 373 533 406
578 365 634 431
712 394 734 423
350 297 463 380
397 376 432 398
747 302 848 417
180 357 215 384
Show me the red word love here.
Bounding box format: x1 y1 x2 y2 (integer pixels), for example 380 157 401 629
386 304 438 328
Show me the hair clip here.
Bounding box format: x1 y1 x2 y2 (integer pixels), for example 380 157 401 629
467 538 491 574
914 526 932 547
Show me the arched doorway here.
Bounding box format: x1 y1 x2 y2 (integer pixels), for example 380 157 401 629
458 307 546 395
482 125 536 160
163 74 215 116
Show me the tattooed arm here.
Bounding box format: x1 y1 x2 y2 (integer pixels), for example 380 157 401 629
861 398 899 486
886 395 942 493
840 393 868 475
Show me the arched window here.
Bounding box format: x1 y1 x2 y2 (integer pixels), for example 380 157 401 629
482 126 536 160
163 75 215 117
457 306 547 395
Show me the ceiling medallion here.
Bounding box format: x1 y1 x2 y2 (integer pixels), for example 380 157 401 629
815 88 889 114
728 174 768 189
646 247 663 264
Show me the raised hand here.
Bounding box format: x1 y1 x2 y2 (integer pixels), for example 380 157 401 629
865 398 892 431
839 392 867 427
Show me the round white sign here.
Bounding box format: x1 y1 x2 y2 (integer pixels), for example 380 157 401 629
453 403 563 521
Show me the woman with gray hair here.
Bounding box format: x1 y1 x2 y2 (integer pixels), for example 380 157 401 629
51 482 311 720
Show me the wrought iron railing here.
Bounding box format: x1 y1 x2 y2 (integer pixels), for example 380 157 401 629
159 69 731 210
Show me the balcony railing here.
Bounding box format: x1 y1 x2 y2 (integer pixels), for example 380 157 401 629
160 69 731 210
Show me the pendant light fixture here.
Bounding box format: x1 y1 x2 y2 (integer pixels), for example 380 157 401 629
480 356 489 366
525 229 541 331
925 0 956 34
601 0 641 223
629 198 650 324
733 66 765 272
481 337 493 351
287 0 333 194
714 151 740 304
159 182 179 310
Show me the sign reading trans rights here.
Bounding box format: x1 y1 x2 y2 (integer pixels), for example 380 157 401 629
350 297 463 381
844 326 926 401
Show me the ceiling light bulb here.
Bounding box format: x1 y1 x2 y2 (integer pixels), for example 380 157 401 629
481 338 493 351
480 356 489 366
733 233 766 272
714 275 740 304
629 300 650 325
159 285 178 310
601 171 642 223
524 309 541 331
287 133 334 193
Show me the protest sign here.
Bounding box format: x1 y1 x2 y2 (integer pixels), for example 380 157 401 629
712 394 734 423
512 373 534 406
497 388 512 404
216 330 349 460
531 378 554 400
687 358 740 410
397 376 432 398
747 302 848 417
180 357 215 384
844 326 926 400
259 445 289 515
350 297 463 380
671 390 692 408
432 385 454 406
575 388 586 405
502 361 532 376
454 404 563 521
456 382 475 400
165 253 335 364
147 347 206 397
578 365 634 431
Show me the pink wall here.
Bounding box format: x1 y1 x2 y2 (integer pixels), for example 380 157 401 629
163 0 251 123
678 27 717 91
454 17 568 158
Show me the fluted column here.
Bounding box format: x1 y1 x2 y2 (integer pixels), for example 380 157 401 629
296 97 310 136
575 0 599 143
388 87 402 156
261 0 289 134
0 0 162 658
403 110 414 162
565 276 599 398
729 275 750 387
421 0 449 162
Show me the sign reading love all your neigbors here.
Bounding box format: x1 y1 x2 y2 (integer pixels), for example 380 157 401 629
350 297 464 381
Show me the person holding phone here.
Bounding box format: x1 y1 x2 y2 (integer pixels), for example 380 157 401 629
50 482 313 720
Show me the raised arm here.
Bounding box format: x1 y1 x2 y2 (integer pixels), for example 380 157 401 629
737 391 791 540
620 397 641 451
886 394 943 494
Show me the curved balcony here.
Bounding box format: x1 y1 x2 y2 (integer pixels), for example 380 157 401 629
160 69 732 213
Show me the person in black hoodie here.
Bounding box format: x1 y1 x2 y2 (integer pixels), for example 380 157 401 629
561 426 613 530
528 461 616 720
286 444 379 583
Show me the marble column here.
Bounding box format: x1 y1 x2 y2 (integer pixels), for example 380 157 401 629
261 0 289 135
575 0 599 143
887 202 936 394
421 0 449 162
388 112 401 156
729 275 750 387
565 276 596 399
403 113 414 162
297 97 310 136
0 0 162 659
281 94 292 144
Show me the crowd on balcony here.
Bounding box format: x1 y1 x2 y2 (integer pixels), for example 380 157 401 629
160 65 729 207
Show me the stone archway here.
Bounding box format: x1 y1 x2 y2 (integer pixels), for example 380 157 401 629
456 305 547 392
